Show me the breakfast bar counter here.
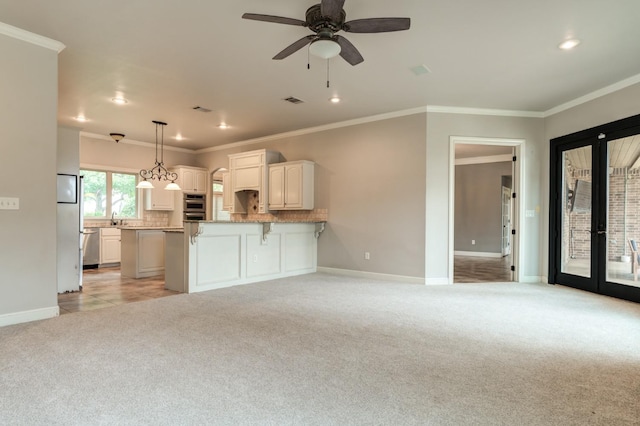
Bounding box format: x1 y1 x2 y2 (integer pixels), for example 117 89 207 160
164 221 325 293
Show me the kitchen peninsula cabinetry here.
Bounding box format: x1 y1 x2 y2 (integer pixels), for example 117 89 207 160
99 227 121 265
165 222 321 293
144 186 175 210
120 228 166 278
269 161 314 210
228 150 281 214
169 166 208 194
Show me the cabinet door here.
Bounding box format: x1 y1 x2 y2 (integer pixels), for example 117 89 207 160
222 172 232 211
138 231 165 274
268 165 285 209
182 169 196 192
284 164 303 208
101 236 121 263
145 186 175 210
233 167 260 190
195 171 207 193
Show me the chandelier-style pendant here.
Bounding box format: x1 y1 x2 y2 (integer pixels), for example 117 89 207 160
136 121 181 190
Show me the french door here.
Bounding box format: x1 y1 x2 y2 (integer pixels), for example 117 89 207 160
549 114 640 303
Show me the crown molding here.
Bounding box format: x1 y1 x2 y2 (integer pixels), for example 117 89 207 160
0 22 65 53
196 106 429 153
80 131 195 154
426 105 544 118
543 72 640 117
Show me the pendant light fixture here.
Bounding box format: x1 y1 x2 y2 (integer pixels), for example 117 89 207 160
136 120 181 190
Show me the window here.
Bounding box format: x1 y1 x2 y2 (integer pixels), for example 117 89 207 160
211 179 230 221
81 169 138 218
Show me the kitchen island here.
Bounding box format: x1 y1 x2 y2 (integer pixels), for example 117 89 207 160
164 221 325 293
120 226 183 279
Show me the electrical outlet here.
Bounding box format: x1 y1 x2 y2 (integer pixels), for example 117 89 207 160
471 240 476 245
0 197 19 210
364 252 370 260
253 254 258 263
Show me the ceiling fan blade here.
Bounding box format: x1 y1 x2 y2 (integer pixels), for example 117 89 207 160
344 17 411 33
320 0 345 22
335 36 364 66
273 35 315 60
242 13 306 27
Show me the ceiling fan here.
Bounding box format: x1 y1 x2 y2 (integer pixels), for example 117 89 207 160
242 0 410 66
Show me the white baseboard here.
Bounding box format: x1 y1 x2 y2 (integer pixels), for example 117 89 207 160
425 277 452 285
316 267 425 284
0 306 59 328
454 251 503 258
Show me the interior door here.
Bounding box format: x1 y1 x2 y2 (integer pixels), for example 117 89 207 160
549 114 640 303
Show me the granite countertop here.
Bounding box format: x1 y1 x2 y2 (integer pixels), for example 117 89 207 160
184 220 326 224
119 226 184 230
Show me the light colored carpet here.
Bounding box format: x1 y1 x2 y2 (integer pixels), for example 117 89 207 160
1 273 639 425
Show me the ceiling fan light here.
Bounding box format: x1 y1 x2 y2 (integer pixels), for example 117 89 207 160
309 39 341 59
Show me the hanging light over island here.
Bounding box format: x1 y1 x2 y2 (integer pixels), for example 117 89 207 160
136 120 181 190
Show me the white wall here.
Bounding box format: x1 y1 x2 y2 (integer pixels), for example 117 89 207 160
426 113 545 283
198 113 428 280
0 31 61 325
455 161 512 253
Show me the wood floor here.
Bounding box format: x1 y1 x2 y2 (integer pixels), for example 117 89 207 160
454 255 513 283
58 267 178 315
58 258 509 314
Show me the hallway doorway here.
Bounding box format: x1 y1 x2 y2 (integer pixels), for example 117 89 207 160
450 137 524 283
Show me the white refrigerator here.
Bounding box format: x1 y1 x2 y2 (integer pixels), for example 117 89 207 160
56 174 83 293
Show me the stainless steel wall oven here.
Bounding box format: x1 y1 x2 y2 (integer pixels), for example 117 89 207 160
184 193 206 221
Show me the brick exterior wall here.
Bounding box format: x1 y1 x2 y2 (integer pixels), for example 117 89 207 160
563 167 640 262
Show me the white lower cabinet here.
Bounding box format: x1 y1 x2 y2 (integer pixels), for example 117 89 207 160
99 228 121 265
120 229 165 278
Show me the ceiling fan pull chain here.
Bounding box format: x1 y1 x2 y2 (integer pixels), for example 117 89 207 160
307 45 310 70
326 59 330 88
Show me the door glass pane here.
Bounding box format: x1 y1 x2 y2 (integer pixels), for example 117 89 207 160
561 146 592 277
606 136 640 288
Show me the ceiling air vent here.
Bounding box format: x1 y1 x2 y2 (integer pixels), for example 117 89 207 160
283 96 305 105
192 106 212 113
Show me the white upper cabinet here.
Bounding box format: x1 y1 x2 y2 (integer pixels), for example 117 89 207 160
268 161 314 210
221 171 233 212
170 166 208 194
144 186 175 210
228 150 281 214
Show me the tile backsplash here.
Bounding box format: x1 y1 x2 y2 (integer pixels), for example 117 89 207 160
84 210 170 228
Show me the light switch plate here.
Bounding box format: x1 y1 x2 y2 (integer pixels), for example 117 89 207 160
0 197 19 210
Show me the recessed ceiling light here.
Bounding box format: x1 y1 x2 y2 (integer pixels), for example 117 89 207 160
174 134 184 141
218 123 229 129
74 115 88 122
559 39 581 50
111 97 128 105
329 96 341 104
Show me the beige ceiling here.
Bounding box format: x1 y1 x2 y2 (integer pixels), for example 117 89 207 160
1 0 640 151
